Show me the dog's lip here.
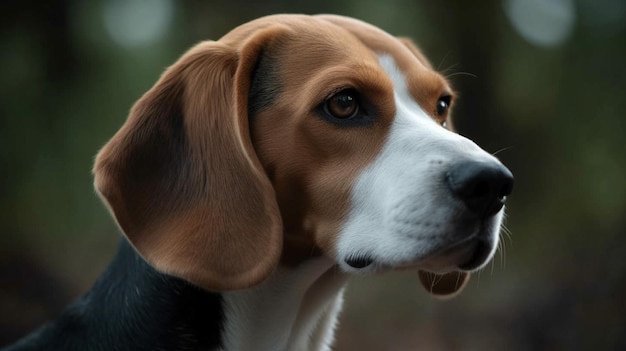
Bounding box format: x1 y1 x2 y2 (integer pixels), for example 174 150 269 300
344 218 498 273
391 235 482 273
457 240 492 270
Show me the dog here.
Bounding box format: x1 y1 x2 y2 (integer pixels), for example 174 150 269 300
3 14 513 351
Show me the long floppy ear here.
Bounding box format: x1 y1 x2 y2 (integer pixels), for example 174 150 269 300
93 37 282 291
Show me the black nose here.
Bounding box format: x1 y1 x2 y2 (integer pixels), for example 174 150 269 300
447 160 514 216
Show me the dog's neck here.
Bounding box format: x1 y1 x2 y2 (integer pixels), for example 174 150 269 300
6 240 348 351
221 256 348 351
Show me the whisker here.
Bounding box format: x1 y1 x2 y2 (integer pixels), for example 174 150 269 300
499 237 507 270
437 51 453 71
440 64 466 79
426 272 449 293
445 71 478 79
492 146 513 157
501 224 513 244
499 222 513 270
496 239 503 269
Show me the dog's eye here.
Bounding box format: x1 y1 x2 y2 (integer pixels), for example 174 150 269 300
325 89 359 119
436 95 451 116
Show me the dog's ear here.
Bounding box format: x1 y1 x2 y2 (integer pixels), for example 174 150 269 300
418 271 470 298
94 33 284 291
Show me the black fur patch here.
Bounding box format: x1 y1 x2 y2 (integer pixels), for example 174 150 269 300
3 240 225 351
248 48 281 117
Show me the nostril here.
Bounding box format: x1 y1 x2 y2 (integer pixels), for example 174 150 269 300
499 176 514 198
447 160 514 216
465 180 490 200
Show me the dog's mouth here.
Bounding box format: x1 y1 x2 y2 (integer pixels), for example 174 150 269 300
419 234 493 272
343 241 478 297
344 233 493 272
415 237 491 297
343 225 498 297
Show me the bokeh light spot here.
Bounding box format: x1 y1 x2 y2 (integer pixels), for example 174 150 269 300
503 0 576 47
103 0 174 48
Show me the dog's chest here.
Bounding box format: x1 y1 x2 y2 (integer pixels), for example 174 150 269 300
220 258 348 351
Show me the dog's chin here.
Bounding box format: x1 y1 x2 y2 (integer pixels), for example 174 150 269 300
420 235 496 273
340 215 501 275
410 234 494 298
341 244 487 276
415 213 503 273
340 234 496 298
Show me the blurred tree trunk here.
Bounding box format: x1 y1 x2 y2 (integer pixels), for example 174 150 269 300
430 0 507 152
0 0 78 82
0 0 78 237
0 0 78 345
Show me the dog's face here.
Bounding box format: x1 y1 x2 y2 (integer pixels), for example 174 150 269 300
244 16 512 280
94 15 512 296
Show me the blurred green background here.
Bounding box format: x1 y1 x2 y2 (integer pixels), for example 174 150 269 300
1 0 625 350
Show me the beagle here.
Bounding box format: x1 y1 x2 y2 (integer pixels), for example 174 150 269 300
3 14 513 351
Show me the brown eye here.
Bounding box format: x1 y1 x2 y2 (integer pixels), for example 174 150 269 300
436 95 451 116
325 89 359 119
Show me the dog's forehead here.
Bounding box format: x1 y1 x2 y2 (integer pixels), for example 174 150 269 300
222 15 450 112
316 15 452 103
222 15 421 69
316 15 422 62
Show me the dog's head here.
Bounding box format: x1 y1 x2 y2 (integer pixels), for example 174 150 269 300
94 14 512 297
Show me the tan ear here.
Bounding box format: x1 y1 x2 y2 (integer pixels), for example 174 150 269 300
93 39 282 291
418 270 470 298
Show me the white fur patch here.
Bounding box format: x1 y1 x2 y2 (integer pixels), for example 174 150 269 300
221 257 347 351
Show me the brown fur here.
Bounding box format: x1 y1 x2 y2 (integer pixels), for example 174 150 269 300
94 36 283 291
318 15 455 126
93 14 461 293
